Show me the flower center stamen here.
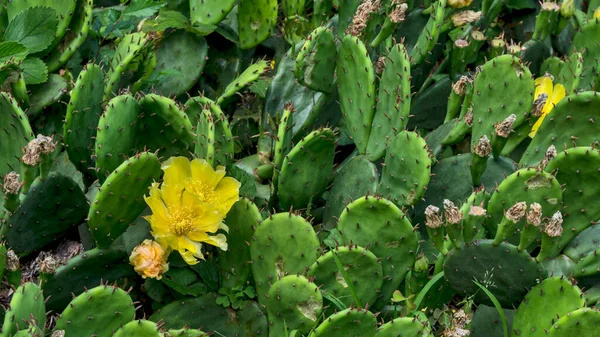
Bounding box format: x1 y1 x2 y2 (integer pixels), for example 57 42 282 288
185 178 216 203
168 206 195 235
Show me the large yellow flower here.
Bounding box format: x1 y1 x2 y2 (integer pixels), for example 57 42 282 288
529 75 566 138
144 182 229 265
160 157 240 217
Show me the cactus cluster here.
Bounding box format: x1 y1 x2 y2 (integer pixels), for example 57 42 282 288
0 0 599 336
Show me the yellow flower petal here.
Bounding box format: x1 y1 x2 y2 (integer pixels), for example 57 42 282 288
190 159 226 189
161 156 192 190
544 83 566 115
213 177 241 214
534 76 553 100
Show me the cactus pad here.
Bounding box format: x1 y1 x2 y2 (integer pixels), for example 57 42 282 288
546 308 600 337
1 283 45 337
0 92 33 178
237 0 278 49
113 320 161 337
294 27 336 94
190 0 236 25
375 316 430 337
309 308 377 337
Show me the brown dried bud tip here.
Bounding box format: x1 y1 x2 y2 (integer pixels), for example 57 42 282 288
283 102 295 113
452 76 470 95
495 114 516 138
40 255 57 274
6 250 19 272
543 145 557 166
22 135 56 166
532 93 548 117
443 199 462 225
375 56 387 74
51 331 65 337
455 39 470 48
451 10 482 27
541 1 560 11
526 203 542 226
506 201 527 223
474 135 492 157
545 211 563 237
347 0 382 36
464 109 474 126
2 172 21 195
425 205 443 228
468 205 487 217
390 1 408 23
454 309 471 328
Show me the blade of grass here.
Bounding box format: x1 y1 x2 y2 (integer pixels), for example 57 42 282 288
473 281 508 337
413 271 445 310
331 251 362 308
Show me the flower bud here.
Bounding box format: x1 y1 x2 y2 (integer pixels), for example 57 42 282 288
560 0 575 18
129 240 169 280
495 114 516 138
506 201 527 223
2 172 21 195
451 10 482 26
443 199 462 225
545 211 563 237
474 135 492 157
526 203 542 226
22 135 57 166
6 250 19 272
425 205 443 228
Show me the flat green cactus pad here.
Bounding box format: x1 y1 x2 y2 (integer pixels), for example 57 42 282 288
546 308 600 337
1 283 46 337
309 308 377 337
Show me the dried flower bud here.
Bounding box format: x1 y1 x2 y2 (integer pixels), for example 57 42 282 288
454 309 471 328
2 172 21 195
526 203 542 226
51 331 65 337
425 205 443 228
375 56 387 74
542 145 557 167
40 255 57 274
22 135 56 166
541 1 560 12
448 0 473 8
452 10 482 26
506 201 527 223
452 76 470 95
545 211 563 237
531 93 548 117
6 250 19 272
464 109 474 126
347 0 383 36
495 114 516 138
283 102 295 113
390 1 408 23
129 240 169 280
474 135 492 157
468 205 487 217
443 199 462 225
455 39 470 48
507 43 522 55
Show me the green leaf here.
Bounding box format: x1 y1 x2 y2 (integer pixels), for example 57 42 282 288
142 9 188 32
0 41 27 64
227 165 257 199
162 267 208 296
4 7 58 53
123 0 166 18
249 80 269 98
187 23 217 36
190 259 219 293
20 57 48 84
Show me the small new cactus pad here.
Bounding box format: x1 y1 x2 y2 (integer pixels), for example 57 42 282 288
264 45 327 136
45 0 92 73
0 93 33 178
512 277 585 337
147 31 208 97
294 27 336 94
94 95 141 180
150 293 268 336
44 247 136 311
375 316 430 337
137 95 194 158
461 189 490 244
166 329 207 337
564 225 600 262
266 275 323 337
271 103 294 191
557 52 584 94
546 308 600 337
63 64 105 176
410 0 447 65
308 245 383 308
190 0 236 25
187 98 234 167
544 147 600 252
55 284 136 337
367 43 412 161
486 168 562 240
379 131 432 207
338 196 418 308
13 326 42 337
7 0 76 54
309 308 377 337
217 60 269 106
1 283 46 337
336 35 376 154
322 155 378 229
104 32 150 98
87 152 161 248
113 320 161 337
443 240 546 307
218 198 262 290
470 55 534 151
277 128 335 211
1 173 88 256
413 153 516 228
237 0 278 49
250 213 320 307
520 92 600 167
571 20 600 90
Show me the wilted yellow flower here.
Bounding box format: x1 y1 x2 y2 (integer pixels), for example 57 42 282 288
161 157 241 217
448 0 473 8
129 240 169 279
529 75 566 138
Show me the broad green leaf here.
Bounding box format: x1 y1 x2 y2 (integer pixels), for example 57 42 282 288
20 57 48 84
123 0 166 18
0 41 27 63
3 7 58 53
141 9 216 36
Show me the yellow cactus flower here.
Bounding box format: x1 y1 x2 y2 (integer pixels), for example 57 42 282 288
129 240 169 279
144 181 229 265
595 7 600 19
448 0 473 8
529 76 566 138
160 157 241 217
